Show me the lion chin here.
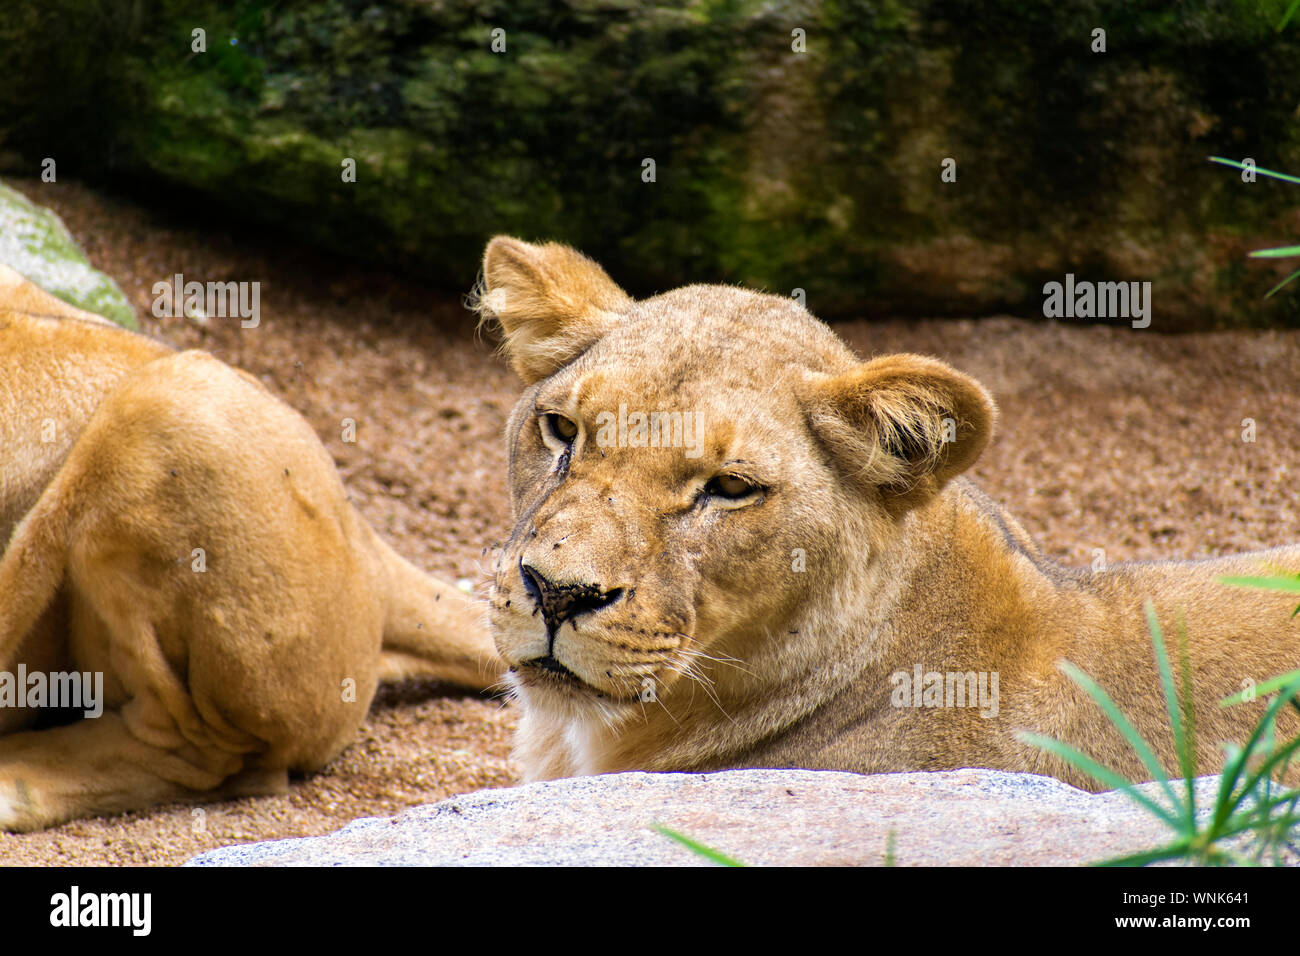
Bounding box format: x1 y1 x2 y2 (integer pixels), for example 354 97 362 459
475 235 1300 792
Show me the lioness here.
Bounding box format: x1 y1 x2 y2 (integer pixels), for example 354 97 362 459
476 236 1300 791
0 266 502 831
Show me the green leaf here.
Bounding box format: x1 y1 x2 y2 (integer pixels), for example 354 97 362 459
1145 603 1194 787
1264 267 1300 300
1208 156 1300 185
1214 677 1300 827
1220 669 1300 707
1018 733 1183 827
1234 711 1300 800
1213 800 1300 847
1057 660 1181 814
1247 246 1300 258
1024 594 1300 866
651 823 747 867
1096 840 1194 867
1211 741 1249 828
1217 575 1300 593
1175 617 1198 809
1279 0 1300 31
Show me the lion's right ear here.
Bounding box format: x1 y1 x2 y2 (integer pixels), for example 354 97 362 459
473 236 632 384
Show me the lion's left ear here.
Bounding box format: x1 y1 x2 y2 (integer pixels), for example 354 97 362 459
474 236 632 384
800 353 996 515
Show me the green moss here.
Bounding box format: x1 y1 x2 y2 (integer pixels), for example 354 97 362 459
0 180 138 328
4 0 1299 327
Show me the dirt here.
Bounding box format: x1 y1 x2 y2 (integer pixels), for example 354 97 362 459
1 178 1298 866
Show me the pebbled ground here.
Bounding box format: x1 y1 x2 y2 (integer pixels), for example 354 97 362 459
0 178 1297 865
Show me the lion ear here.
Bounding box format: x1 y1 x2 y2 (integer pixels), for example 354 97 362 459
801 353 996 515
474 236 632 383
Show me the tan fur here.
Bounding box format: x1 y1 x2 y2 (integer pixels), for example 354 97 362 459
478 236 1300 791
0 271 502 831
0 263 118 328
473 237 634 383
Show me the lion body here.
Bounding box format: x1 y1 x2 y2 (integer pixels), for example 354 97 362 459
478 237 1300 791
0 269 500 830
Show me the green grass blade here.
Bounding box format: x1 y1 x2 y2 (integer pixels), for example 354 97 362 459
1217 574 1300 593
1235 716 1300 800
651 824 747 867
1144 602 1193 786
1220 668 1300 706
1208 156 1300 185
1211 801 1300 848
1216 677 1300 825
1018 733 1182 827
1057 660 1180 812
1223 787 1300 826
1027 596 1300 865
1247 246 1300 259
1176 617 1198 815
1264 268 1300 299
1095 840 1195 867
1211 742 1249 828
1279 0 1300 30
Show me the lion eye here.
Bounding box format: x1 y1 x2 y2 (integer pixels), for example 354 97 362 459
542 413 579 444
705 474 757 500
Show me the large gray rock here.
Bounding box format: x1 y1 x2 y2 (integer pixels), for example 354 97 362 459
185 769 1247 867
0 180 137 328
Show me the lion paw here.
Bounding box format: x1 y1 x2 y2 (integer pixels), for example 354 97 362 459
0 775 44 833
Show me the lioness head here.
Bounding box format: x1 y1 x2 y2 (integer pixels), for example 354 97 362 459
476 237 995 775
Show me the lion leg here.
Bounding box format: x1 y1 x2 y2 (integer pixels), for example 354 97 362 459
364 524 504 691
0 710 282 833
0 482 72 674
87 591 251 757
0 597 70 736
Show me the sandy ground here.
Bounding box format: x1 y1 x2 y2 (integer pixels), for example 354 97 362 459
1 178 1298 866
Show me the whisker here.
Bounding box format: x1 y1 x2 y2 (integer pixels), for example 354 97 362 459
654 693 683 729
670 635 755 678
664 653 736 724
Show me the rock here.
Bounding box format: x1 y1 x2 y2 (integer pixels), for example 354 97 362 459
4 1 1298 329
184 768 1244 867
0 179 137 328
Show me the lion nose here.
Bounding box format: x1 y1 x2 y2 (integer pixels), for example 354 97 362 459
519 561 625 639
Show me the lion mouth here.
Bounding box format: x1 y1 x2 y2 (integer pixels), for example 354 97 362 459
514 654 595 693
513 654 648 705
529 654 579 679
